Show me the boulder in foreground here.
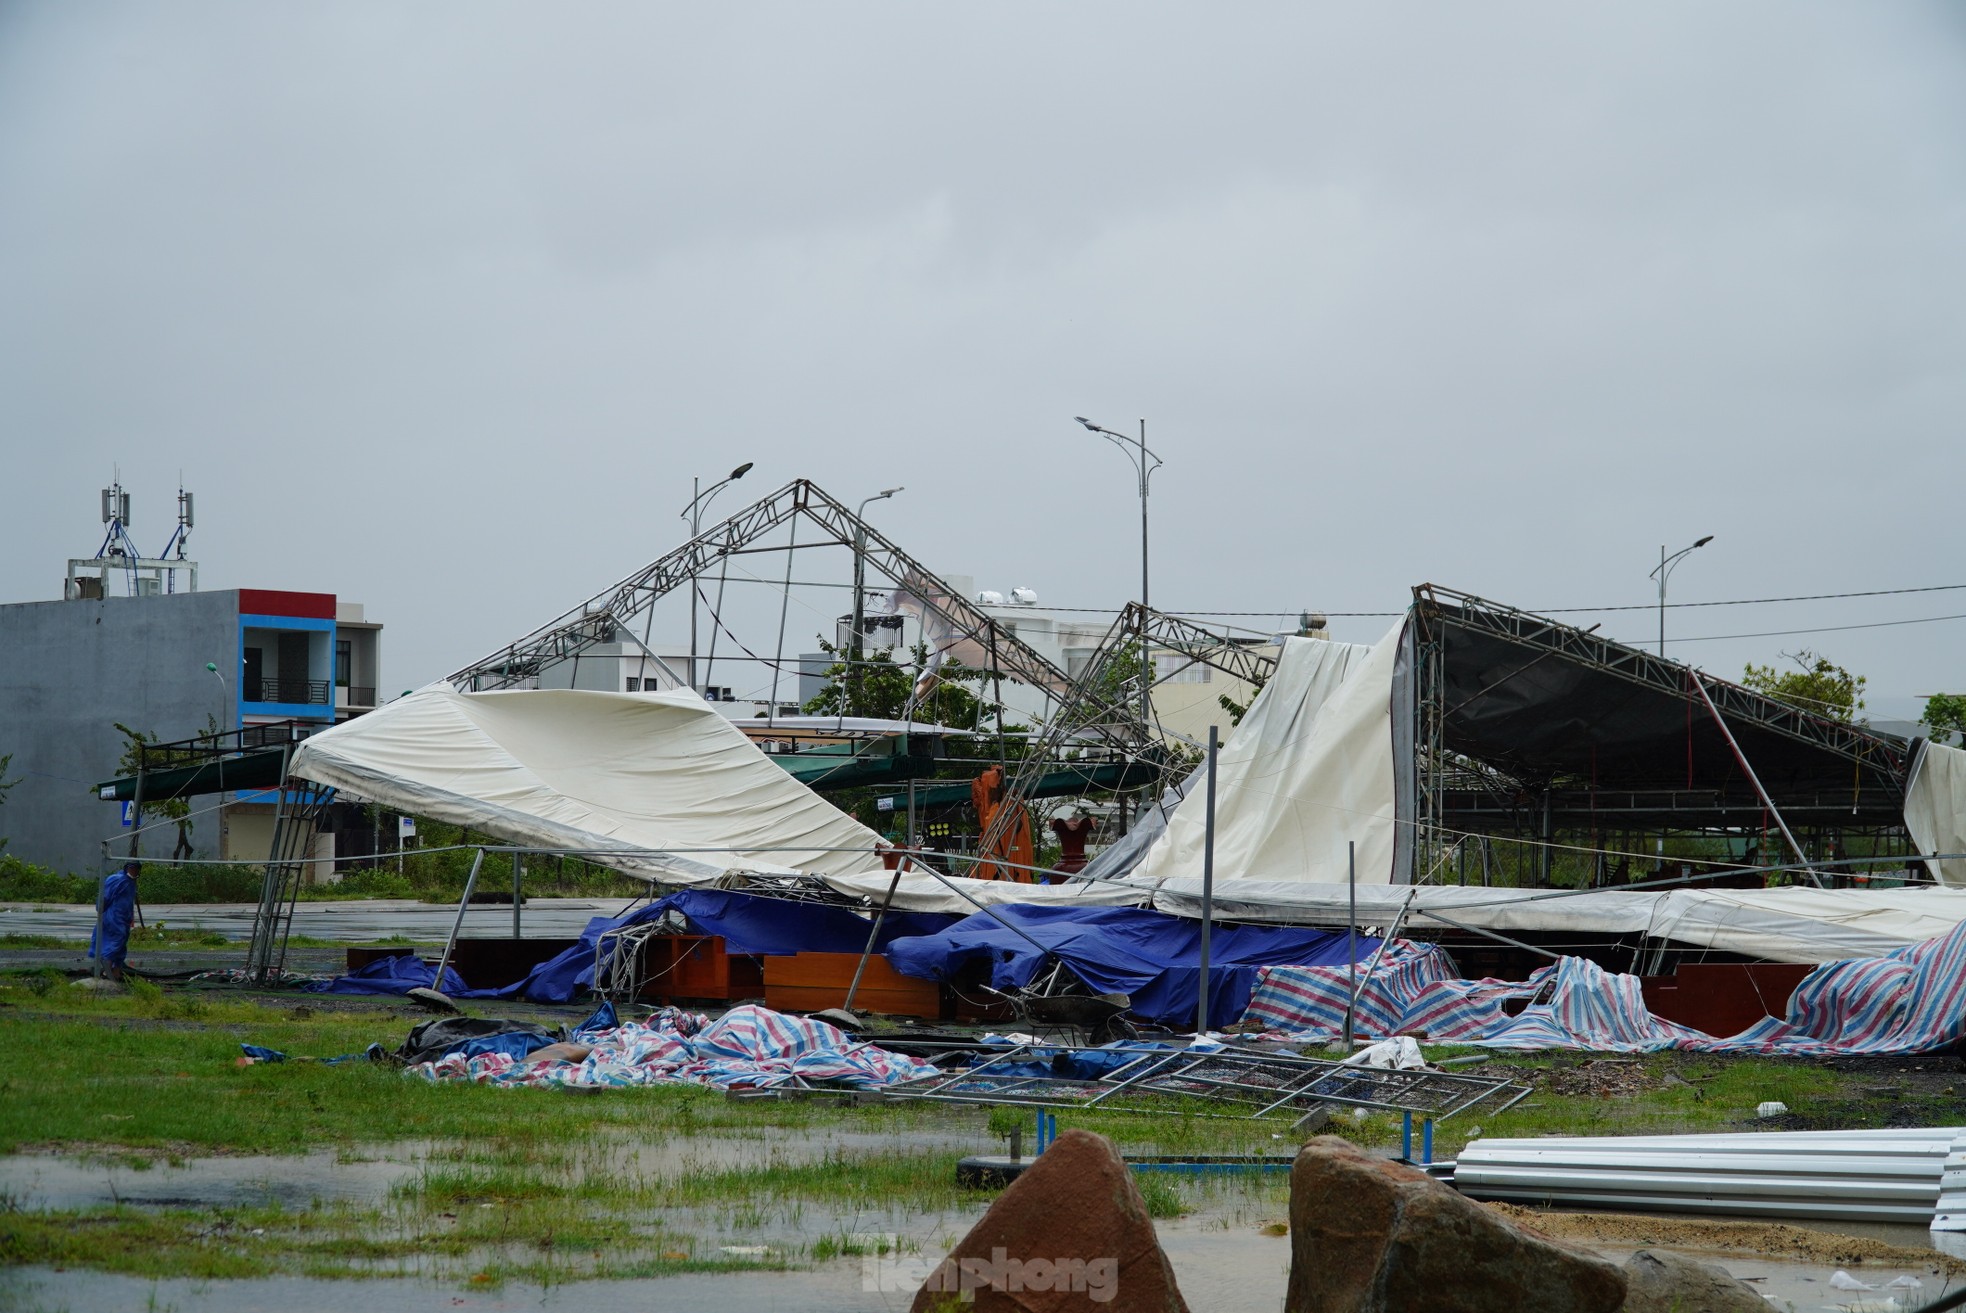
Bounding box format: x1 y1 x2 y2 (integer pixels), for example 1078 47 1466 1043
1286 1135 1626 1313
912 1127 1188 1312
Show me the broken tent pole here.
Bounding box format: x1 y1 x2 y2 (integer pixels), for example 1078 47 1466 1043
423 847 485 1008
837 854 907 1024
511 850 523 938
1196 724 1218 1036
1687 671 1824 887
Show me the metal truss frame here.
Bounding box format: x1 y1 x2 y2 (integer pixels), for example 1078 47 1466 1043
1408 584 1913 876
244 768 338 983
447 479 1148 750
979 604 1282 860
1413 585 1910 774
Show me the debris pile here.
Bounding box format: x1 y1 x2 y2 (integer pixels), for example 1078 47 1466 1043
404 1003 940 1091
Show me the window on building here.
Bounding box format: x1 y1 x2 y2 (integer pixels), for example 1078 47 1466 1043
1154 653 1212 684
335 639 352 688
625 677 640 692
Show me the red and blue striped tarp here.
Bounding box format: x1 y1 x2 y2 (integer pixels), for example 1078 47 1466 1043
1245 918 1966 1056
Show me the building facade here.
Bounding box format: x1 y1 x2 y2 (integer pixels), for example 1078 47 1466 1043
0 587 380 878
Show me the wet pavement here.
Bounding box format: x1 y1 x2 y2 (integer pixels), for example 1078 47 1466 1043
0 897 633 943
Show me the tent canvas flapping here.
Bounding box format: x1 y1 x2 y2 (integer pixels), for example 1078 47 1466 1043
289 685 886 884
1128 627 1402 888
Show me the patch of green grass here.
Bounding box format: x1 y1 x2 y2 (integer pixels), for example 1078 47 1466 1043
1135 1175 1187 1219
0 934 68 949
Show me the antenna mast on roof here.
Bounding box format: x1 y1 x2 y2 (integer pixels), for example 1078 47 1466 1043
65 476 201 600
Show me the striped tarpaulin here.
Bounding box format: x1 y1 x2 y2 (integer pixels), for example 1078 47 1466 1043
409 1003 940 1089
1246 919 1966 1055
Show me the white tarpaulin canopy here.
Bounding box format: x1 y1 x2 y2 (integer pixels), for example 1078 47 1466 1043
290 685 886 885
820 869 1150 915
1906 739 1966 888
1129 628 1401 887
1147 878 1966 964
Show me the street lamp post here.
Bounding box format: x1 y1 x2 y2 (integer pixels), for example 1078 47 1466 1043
679 462 754 694
849 487 904 715
1075 417 1163 729
1649 535 1715 656
205 661 227 721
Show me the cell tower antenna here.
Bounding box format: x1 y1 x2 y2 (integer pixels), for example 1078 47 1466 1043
68 474 200 600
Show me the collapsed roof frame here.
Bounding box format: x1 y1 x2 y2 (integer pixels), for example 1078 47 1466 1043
1408 585 1916 884
447 477 1154 760
978 603 1282 856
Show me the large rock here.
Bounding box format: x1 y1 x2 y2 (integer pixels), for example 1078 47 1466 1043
912 1127 1188 1312
1618 1249 1769 1313
1286 1136 1626 1313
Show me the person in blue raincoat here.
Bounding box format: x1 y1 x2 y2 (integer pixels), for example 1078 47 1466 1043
90 860 140 978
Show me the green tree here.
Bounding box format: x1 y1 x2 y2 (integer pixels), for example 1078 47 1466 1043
1217 675 1268 727
1741 650 1867 722
801 641 988 728
113 723 200 860
1922 693 1966 746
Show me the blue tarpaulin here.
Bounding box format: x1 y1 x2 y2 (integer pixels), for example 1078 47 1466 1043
310 890 957 1004
884 904 1380 1027
89 871 137 971
310 953 475 997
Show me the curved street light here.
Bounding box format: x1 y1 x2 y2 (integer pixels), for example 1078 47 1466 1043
1648 535 1714 657
679 462 755 690
1075 416 1164 727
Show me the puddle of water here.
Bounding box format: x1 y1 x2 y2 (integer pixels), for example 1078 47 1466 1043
1588 1243 1955 1312
0 1126 983 1213
0 1268 905 1313
0 1146 422 1212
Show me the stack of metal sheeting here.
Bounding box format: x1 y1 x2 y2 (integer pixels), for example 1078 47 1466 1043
1452 1127 1966 1225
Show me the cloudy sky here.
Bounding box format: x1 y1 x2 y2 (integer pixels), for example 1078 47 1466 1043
2 3 1961 717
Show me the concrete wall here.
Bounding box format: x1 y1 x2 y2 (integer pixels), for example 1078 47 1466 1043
0 590 239 877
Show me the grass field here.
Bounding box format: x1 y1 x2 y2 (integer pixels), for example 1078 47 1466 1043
0 976 1958 1285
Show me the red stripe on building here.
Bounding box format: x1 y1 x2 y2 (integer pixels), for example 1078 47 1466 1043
237 589 336 619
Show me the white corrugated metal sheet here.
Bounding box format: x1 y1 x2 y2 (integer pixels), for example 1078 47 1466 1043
1453 1127 1966 1225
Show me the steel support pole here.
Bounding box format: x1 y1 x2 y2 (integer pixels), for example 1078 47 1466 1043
850 525 866 715
511 851 523 938
688 475 700 689
1138 418 1151 735
1344 840 1357 1050
1688 673 1823 886
1197 725 1218 1035
1658 544 1666 657
432 848 485 993
843 861 905 1016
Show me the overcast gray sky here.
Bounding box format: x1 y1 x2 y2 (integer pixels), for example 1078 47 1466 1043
2 3 1961 716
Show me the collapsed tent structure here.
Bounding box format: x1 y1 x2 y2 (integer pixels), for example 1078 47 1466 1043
103 477 1966 1054
287 684 886 885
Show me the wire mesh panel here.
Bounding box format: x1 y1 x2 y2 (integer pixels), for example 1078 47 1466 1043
882 1042 1528 1124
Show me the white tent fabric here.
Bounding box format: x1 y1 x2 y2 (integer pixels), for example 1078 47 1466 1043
1905 739 1966 887
290 685 885 885
1147 878 1966 964
1129 628 1400 887
820 869 1152 915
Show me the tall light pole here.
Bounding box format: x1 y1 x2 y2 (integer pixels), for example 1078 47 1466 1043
850 487 904 715
679 462 753 693
1649 535 1714 656
1075 416 1163 729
